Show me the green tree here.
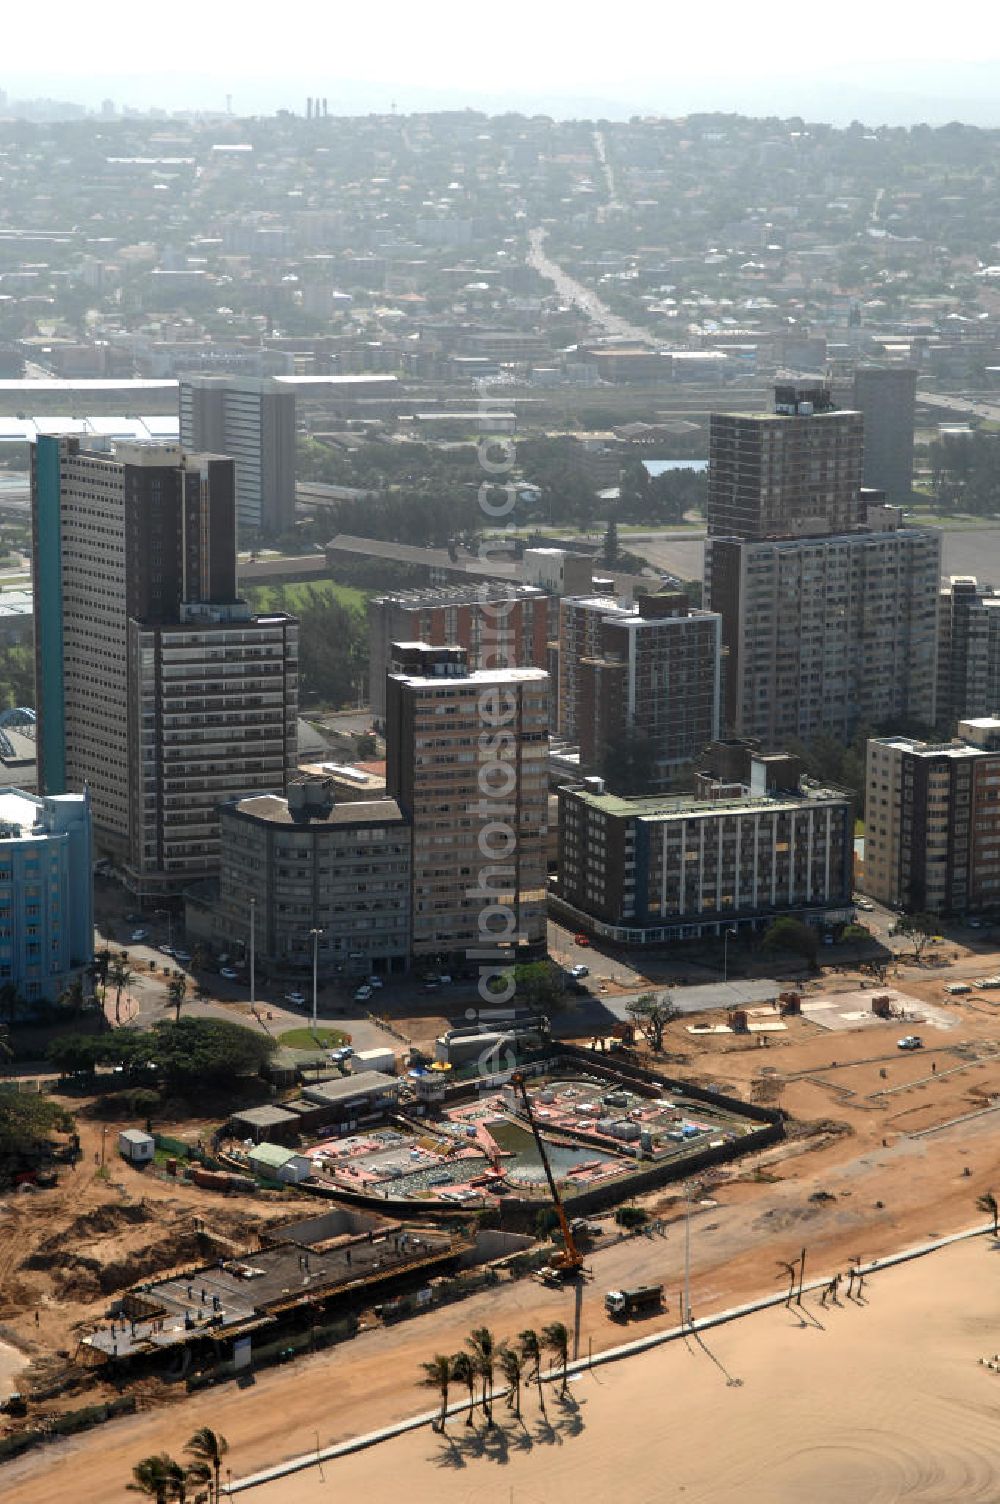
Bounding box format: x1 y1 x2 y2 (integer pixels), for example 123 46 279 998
498 1345 524 1418
449 1349 477 1426
977 1190 999 1236
0 1094 74 1188
420 1354 451 1433
761 917 819 968
167 973 188 1025
127 1454 177 1503
625 992 678 1052
465 1326 496 1424
541 1320 570 1396
517 1328 546 1418
109 956 134 1026
184 1427 229 1504
890 912 938 961
512 962 564 1020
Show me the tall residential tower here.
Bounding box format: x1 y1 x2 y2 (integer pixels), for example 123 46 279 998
32 437 298 897
179 376 296 535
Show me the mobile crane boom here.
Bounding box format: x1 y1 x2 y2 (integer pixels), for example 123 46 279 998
510 1072 583 1273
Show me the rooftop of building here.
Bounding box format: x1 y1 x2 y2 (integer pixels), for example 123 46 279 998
370 580 545 607
0 789 42 834
561 779 850 820
228 792 406 828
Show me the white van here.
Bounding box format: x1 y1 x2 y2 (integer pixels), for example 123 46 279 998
945 982 971 995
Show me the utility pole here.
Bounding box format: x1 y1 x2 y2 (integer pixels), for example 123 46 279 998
683 1181 693 1325
249 897 256 1012
310 927 323 1031
797 1246 806 1305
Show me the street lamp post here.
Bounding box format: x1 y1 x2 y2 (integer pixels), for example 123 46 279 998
309 927 323 1032
249 898 256 1012
723 926 738 983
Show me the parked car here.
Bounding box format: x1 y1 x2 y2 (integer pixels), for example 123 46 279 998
946 982 971 995
219 967 239 981
172 950 192 965
855 899 875 912
897 1034 924 1050
574 933 591 947
130 928 148 943
285 991 306 1007
329 1045 354 1065
569 963 589 979
354 984 373 1003
367 975 383 989
438 974 452 985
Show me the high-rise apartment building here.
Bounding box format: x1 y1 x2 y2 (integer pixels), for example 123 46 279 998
865 718 1000 915
850 365 917 506
559 592 721 791
367 582 549 722
937 576 1000 730
708 382 864 540
179 375 295 535
32 436 298 897
707 513 940 746
385 643 549 959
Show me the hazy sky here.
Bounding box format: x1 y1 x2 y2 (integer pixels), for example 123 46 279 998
4 0 1000 123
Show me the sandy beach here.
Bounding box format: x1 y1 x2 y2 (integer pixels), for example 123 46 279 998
247 1236 1000 1504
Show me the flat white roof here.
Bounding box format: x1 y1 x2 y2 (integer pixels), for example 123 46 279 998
0 790 40 832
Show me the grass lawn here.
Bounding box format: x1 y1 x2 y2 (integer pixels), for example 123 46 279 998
278 1026 348 1050
247 580 367 613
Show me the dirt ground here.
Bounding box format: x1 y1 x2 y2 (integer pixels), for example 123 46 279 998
2 956 1000 1500
0 1115 287 1401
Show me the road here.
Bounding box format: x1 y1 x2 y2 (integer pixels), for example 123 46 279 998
527 226 657 347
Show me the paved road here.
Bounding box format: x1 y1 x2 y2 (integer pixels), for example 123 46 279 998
527 226 657 347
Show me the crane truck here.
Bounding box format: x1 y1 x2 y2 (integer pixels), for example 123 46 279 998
509 1071 585 1279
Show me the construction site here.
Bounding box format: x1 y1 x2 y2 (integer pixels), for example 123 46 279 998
4 946 1000 1493
296 1051 777 1218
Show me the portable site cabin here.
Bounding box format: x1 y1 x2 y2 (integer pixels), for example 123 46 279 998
247 1142 312 1185
118 1128 155 1165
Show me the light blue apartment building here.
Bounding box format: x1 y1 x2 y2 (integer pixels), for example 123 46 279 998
0 788 93 1005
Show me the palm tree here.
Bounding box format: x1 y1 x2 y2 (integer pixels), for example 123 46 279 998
541 1320 570 1396
449 1350 477 1426
518 1328 546 1418
184 1428 229 1504
109 956 134 1026
420 1353 451 1433
977 1190 999 1236
167 973 188 1025
58 975 86 1014
128 1454 176 1503
498 1345 523 1418
465 1326 496 1423
163 1458 187 1503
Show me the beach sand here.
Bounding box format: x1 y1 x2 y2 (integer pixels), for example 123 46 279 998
247 1236 1000 1504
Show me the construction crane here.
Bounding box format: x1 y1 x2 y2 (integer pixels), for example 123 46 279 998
510 1072 584 1277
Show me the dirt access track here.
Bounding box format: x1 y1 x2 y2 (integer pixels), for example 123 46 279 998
3 967 1000 1503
